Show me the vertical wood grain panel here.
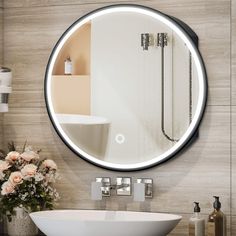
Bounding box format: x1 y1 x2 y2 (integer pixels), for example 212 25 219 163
0 114 3 148
3 0 150 8
232 107 236 216
232 0 236 104
0 2 3 147
232 216 236 236
0 4 3 63
231 0 236 234
3 0 231 106
1 0 233 235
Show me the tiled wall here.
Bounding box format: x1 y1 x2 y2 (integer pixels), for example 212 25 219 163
0 0 235 235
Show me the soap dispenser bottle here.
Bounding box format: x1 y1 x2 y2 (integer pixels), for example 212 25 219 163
207 196 226 236
64 56 72 75
189 202 205 236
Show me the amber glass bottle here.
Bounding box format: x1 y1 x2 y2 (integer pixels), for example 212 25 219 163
207 196 226 236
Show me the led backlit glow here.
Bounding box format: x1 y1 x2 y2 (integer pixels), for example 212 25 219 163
45 5 207 171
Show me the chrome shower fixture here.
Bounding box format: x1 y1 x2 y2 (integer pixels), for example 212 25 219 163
141 33 154 50
141 33 168 50
157 33 168 48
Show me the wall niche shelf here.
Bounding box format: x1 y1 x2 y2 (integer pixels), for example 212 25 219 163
51 22 91 116
52 22 91 76
51 75 91 115
52 75 90 79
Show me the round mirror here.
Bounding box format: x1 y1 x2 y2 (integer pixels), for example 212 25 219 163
45 4 207 171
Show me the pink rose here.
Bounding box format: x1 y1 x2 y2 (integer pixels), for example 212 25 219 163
5 151 20 162
21 164 37 178
20 151 39 162
1 181 15 195
9 171 23 185
0 160 11 171
42 160 57 170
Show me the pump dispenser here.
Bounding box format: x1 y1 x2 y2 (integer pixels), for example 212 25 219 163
207 196 226 236
189 202 205 236
213 196 221 209
64 57 72 75
194 202 201 213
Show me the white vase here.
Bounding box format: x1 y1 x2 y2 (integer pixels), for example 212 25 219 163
6 207 38 236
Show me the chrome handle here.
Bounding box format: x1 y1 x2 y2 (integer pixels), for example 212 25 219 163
136 178 153 198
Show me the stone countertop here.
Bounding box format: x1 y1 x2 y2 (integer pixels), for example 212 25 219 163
0 233 45 236
0 235 44 236
0 222 45 235
0 230 45 236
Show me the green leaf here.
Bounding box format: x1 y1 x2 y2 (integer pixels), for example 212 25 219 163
7 141 16 152
22 140 27 153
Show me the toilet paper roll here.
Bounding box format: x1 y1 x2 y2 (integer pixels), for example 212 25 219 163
0 103 9 112
0 71 12 86
0 86 12 93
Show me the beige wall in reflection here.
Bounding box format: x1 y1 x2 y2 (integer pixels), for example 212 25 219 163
53 23 91 75
51 23 91 115
51 75 91 115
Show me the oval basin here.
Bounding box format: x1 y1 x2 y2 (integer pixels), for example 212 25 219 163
30 210 182 236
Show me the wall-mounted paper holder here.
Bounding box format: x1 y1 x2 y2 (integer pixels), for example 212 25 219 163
0 67 12 112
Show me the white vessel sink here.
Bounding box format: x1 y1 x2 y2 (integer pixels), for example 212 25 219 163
30 210 182 236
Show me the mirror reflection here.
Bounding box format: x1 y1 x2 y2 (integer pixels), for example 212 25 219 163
49 10 200 166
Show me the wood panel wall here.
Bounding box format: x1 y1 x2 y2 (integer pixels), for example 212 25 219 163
0 0 2 64
232 0 236 232
1 0 235 235
0 0 3 147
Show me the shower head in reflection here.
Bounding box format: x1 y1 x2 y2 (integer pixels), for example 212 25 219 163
141 33 155 50
157 33 168 48
141 33 149 50
141 32 193 143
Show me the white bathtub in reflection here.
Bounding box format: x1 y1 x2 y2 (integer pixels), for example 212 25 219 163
56 114 110 158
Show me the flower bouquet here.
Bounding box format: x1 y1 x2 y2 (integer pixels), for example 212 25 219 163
0 142 59 236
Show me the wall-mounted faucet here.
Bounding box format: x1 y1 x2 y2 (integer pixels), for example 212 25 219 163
134 178 153 202
91 177 153 201
93 177 131 197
